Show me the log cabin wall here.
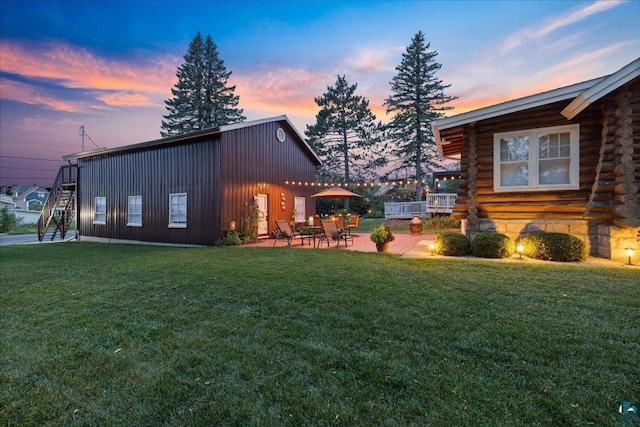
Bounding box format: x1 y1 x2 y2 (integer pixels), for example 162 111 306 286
445 79 639 261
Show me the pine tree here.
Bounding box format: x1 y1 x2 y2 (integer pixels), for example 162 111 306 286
161 32 245 137
384 31 456 194
305 75 385 185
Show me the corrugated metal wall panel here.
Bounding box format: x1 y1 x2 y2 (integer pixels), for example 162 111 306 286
78 137 221 245
76 119 318 245
219 120 317 235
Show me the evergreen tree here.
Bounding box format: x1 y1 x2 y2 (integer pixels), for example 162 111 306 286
161 32 245 137
384 31 456 194
306 75 385 186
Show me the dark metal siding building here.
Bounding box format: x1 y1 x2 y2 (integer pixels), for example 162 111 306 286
65 116 321 246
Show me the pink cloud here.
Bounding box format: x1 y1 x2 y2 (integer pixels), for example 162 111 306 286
234 66 331 116
0 79 78 112
0 40 178 109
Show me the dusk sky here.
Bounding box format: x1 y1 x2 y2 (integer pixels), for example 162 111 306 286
1 0 638 187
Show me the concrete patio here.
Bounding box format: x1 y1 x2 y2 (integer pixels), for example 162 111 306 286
251 232 437 256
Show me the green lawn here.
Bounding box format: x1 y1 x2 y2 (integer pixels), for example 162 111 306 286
1 243 638 426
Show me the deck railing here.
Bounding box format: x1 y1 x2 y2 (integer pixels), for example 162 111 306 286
384 194 457 219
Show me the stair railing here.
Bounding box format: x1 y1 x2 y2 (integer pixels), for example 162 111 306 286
38 164 77 241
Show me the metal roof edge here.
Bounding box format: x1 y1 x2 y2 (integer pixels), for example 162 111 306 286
434 77 604 132
561 57 640 119
62 115 322 165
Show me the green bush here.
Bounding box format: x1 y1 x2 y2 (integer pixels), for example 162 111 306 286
471 232 515 258
0 207 20 233
423 215 461 229
215 228 242 246
519 232 587 262
434 232 470 256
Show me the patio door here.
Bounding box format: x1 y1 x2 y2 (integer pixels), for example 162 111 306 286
256 194 268 236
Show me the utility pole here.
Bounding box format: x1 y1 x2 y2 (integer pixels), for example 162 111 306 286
79 125 85 152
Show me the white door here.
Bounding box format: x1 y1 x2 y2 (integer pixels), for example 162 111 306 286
256 194 268 236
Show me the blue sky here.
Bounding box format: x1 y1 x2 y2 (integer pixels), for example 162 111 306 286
1 0 638 186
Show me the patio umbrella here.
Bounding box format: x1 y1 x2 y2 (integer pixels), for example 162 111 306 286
310 187 361 199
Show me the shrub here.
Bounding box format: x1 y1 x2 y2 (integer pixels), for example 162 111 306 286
0 207 20 233
370 225 395 244
519 232 587 262
215 228 242 246
434 232 470 256
423 215 461 229
471 232 515 258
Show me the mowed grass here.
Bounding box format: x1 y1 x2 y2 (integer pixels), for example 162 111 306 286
1 243 638 426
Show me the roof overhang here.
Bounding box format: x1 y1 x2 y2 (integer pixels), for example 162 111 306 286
433 77 603 157
561 57 640 119
63 115 322 165
433 56 640 158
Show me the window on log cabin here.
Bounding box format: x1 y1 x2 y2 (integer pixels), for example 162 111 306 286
493 124 579 192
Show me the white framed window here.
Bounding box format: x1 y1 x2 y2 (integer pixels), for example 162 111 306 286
493 124 579 191
168 193 187 228
127 195 142 227
294 197 306 222
94 197 106 224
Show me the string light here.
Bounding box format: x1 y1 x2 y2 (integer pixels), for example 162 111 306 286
281 177 457 187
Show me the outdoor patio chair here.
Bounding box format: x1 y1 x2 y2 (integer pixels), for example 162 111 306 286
318 218 353 248
346 214 360 235
274 219 302 247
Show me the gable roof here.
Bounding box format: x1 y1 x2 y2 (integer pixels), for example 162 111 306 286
561 57 640 119
433 57 640 158
63 115 321 165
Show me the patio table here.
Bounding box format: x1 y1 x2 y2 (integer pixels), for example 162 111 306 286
298 225 323 248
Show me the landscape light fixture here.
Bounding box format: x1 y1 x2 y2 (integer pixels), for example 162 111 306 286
516 243 524 260
625 247 635 265
429 242 435 256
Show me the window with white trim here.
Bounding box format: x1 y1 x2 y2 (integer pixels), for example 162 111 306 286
168 193 187 228
294 197 306 222
493 124 579 191
127 195 142 227
94 197 106 224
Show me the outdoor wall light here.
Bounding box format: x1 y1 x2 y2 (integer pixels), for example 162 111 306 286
625 247 635 265
429 242 435 256
516 243 524 260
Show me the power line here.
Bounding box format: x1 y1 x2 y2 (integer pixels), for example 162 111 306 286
0 155 65 162
0 137 78 148
84 131 101 149
1 166 60 171
1 176 57 180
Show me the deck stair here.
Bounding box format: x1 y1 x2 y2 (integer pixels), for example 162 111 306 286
38 164 77 242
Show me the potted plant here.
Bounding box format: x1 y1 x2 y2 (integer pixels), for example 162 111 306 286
370 224 395 252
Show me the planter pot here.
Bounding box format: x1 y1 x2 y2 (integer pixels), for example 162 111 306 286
410 215 423 234
375 242 389 252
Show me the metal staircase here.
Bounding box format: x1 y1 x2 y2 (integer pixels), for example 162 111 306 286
38 164 77 242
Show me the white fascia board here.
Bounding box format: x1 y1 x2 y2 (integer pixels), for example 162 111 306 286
561 57 640 119
433 77 605 132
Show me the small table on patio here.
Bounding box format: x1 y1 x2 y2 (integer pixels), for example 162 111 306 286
298 225 323 248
